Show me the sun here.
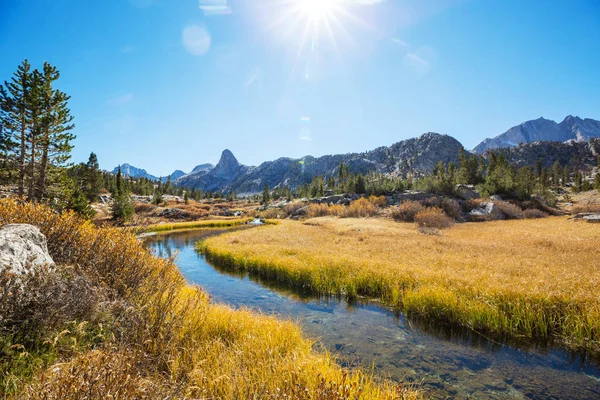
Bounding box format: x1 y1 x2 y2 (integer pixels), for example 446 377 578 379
298 0 338 20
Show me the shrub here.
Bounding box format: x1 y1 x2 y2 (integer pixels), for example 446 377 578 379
329 204 345 217
523 209 548 219
135 203 154 214
494 201 524 219
570 204 600 214
258 208 283 219
414 207 455 229
345 198 379 218
307 203 330 218
438 198 462 221
112 194 135 223
283 202 307 216
368 195 388 208
392 201 424 223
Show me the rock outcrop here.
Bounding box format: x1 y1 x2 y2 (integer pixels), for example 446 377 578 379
0 224 55 275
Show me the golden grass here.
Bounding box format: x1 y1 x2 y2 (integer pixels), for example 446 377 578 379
201 217 600 353
146 218 253 233
0 200 418 399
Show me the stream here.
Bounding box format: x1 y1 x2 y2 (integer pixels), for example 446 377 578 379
145 228 600 399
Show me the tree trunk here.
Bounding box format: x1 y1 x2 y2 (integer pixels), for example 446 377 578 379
36 130 49 201
18 120 26 197
27 134 35 201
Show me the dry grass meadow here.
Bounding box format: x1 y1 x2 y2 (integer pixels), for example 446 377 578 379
201 216 600 353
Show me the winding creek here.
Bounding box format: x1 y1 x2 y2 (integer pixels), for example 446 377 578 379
145 228 600 399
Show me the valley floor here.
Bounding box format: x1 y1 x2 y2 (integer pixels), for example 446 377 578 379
201 216 600 354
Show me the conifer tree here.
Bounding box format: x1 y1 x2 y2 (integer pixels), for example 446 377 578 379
262 183 270 204
355 174 366 194
0 60 32 197
85 152 102 201
112 166 134 222
35 62 75 201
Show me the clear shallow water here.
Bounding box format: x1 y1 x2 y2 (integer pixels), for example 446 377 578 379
146 229 600 399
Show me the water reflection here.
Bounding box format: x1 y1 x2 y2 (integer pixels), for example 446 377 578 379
146 229 600 400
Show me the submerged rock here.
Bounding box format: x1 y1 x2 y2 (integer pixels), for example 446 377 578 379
0 224 55 275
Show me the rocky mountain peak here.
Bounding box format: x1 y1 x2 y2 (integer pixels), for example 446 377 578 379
214 149 240 176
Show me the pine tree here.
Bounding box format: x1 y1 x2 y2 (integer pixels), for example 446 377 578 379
35 62 75 201
355 174 366 194
112 166 134 222
0 60 32 197
85 152 102 201
594 172 600 191
262 183 270 204
562 165 570 186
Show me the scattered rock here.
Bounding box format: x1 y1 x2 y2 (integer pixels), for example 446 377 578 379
0 224 55 276
584 214 600 223
469 202 503 220
292 206 309 218
158 208 188 219
455 185 481 200
571 213 600 223
392 191 437 203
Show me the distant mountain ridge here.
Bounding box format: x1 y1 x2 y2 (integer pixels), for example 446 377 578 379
112 164 187 183
176 132 464 194
113 115 600 194
473 115 600 153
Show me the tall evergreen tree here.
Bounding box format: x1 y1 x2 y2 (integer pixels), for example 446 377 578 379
85 152 102 201
0 60 32 197
35 62 75 201
262 183 270 204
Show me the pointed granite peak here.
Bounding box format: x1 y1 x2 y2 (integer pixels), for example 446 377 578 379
212 149 240 179
217 149 239 168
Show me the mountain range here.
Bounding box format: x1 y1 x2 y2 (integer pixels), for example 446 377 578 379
473 115 600 154
112 164 205 183
113 115 600 194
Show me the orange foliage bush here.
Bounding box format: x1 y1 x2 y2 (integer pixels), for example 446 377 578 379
391 201 424 223
414 207 455 229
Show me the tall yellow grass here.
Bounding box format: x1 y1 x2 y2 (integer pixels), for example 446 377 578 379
146 217 253 233
0 200 418 399
201 217 600 353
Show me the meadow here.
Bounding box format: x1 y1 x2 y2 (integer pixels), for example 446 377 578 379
0 199 418 399
201 216 600 353
146 217 253 233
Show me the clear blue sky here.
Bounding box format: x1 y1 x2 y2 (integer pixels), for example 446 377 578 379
1 0 599 176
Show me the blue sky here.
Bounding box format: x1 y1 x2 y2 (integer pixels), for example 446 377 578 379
1 0 599 176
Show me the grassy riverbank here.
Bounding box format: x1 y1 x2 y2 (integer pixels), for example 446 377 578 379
0 200 418 399
200 217 600 353
146 218 254 233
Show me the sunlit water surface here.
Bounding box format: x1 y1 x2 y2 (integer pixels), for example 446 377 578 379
145 229 600 399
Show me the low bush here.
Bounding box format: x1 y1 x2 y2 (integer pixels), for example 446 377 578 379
258 207 283 219
414 207 455 229
523 209 548 219
438 198 462 221
368 195 388 208
307 203 330 218
345 198 379 218
494 201 524 219
392 201 424 223
570 204 600 214
283 202 307 216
